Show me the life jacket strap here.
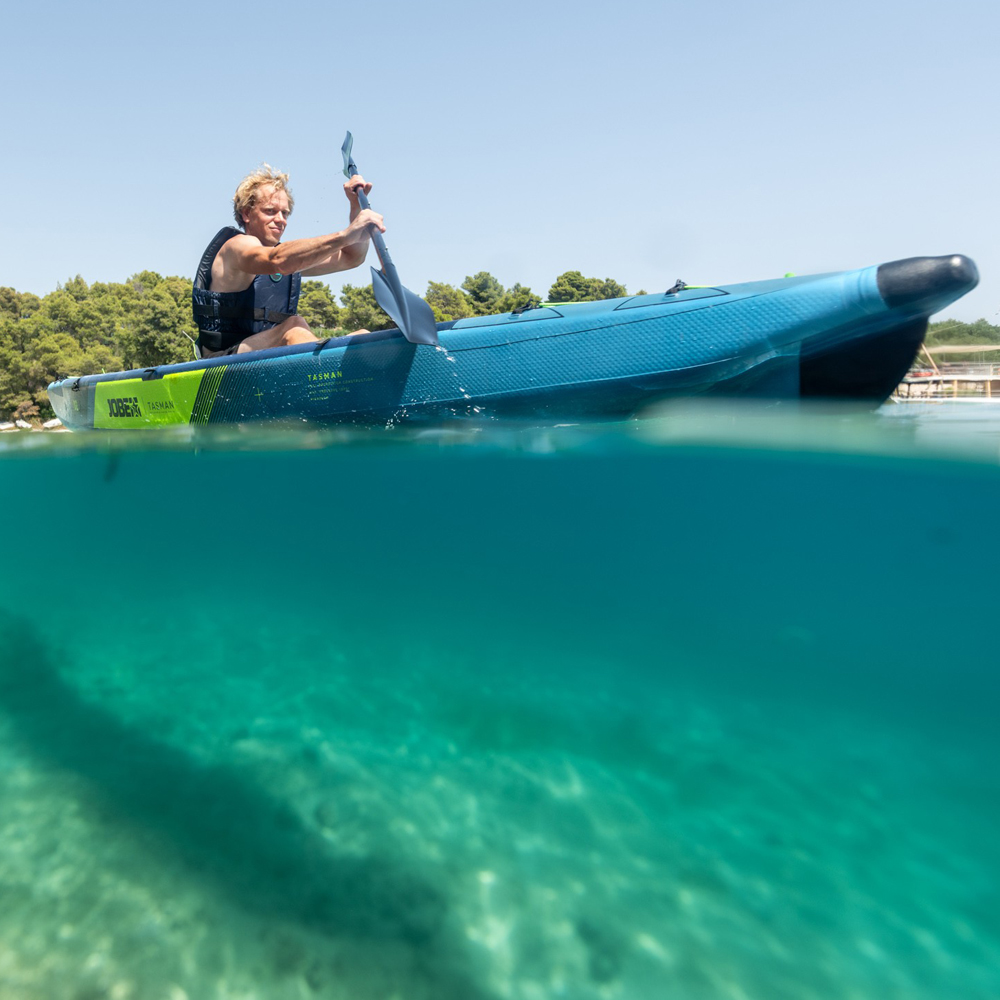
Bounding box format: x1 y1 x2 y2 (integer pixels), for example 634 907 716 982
192 303 294 324
253 307 295 324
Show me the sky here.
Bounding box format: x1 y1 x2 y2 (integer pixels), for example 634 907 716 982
2 0 998 321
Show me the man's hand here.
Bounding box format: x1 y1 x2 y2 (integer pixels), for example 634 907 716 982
343 208 385 246
344 174 373 207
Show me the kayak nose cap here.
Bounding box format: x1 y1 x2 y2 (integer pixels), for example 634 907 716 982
876 254 979 311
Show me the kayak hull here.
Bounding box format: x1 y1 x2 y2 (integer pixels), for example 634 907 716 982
47 255 978 430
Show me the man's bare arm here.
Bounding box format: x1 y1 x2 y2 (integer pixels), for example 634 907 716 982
219 209 384 280
298 238 371 276
300 176 377 275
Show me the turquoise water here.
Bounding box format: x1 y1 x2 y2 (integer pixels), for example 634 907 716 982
0 402 998 999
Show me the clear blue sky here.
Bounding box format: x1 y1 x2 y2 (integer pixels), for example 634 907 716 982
3 0 997 321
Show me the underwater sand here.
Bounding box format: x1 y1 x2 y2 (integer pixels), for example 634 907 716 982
0 403 997 999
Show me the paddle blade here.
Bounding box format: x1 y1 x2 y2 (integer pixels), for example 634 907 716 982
341 132 355 178
371 267 440 347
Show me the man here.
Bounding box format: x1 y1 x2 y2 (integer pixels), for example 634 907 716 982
192 165 384 357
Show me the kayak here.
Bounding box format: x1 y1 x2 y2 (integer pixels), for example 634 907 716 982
47 254 978 430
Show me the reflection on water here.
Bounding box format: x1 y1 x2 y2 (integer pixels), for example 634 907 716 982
0 401 998 999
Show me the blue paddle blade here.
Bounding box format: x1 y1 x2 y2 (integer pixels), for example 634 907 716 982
341 132 355 178
371 266 440 346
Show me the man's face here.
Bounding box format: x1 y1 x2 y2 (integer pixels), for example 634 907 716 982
242 185 291 246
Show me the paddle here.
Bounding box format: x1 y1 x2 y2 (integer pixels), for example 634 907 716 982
341 132 439 347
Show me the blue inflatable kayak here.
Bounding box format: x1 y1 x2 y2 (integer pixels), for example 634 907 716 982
47 254 977 430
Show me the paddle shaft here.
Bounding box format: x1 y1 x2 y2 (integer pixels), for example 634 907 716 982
345 166 394 277
339 132 439 346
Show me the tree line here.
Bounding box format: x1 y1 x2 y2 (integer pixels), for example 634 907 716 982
0 269 636 421
0 272 994 421
925 318 1000 357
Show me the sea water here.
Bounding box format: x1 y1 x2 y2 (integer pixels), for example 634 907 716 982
0 401 997 1000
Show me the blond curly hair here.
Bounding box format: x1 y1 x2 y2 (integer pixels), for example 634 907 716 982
233 164 295 229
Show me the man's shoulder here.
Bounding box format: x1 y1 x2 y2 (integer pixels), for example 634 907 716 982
197 228 258 290
198 227 248 265
219 230 259 252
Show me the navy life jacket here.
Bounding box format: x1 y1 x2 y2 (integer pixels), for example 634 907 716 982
191 226 302 353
